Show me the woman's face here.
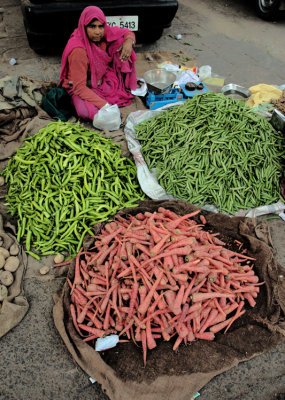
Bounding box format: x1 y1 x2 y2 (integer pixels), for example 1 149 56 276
86 19 105 43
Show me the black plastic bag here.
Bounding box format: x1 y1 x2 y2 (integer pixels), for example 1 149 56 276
41 87 74 122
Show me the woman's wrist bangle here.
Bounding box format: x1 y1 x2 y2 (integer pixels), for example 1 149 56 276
126 37 135 46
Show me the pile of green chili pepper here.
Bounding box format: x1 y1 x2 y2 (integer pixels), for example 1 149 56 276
135 92 285 214
1 121 145 258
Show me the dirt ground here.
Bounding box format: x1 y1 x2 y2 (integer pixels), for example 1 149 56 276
0 0 285 399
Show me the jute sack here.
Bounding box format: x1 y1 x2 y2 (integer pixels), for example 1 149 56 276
53 200 285 400
0 214 29 338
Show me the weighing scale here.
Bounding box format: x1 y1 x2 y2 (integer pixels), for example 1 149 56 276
146 82 210 110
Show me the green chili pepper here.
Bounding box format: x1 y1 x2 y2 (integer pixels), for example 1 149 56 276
1 120 145 258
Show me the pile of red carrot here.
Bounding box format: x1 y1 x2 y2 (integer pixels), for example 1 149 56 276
66 208 261 365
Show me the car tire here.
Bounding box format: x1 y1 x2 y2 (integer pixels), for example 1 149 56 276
255 0 281 20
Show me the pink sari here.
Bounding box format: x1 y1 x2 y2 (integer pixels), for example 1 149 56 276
60 6 137 119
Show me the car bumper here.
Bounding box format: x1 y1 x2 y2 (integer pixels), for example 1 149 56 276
21 0 178 42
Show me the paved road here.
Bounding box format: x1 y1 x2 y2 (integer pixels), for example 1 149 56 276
1 0 285 87
0 1 285 399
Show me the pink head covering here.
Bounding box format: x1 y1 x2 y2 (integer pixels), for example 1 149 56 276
60 6 136 89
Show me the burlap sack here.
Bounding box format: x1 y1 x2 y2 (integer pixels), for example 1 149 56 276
0 214 29 338
53 200 285 400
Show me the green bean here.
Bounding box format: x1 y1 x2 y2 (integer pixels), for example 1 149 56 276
135 92 285 214
1 121 144 258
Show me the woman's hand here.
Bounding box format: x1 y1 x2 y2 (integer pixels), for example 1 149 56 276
117 38 133 62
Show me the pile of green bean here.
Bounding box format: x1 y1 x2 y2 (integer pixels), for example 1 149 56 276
135 92 285 214
1 121 145 257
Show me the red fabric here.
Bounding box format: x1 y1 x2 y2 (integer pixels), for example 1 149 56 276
66 47 107 109
59 6 137 119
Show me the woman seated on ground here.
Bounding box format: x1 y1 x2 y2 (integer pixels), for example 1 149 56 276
59 6 137 123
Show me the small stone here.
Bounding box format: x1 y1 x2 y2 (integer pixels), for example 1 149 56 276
0 247 9 259
0 270 14 286
0 284 8 301
0 254 5 269
4 256 20 272
39 266 50 275
53 254 64 264
0 176 4 186
9 243 19 256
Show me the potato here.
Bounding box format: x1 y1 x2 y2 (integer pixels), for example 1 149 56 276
0 284 8 301
0 254 5 269
0 176 4 186
39 266 50 275
0 247 10 259
0 270 14 286
4 256 20 272
9 243 19 256
54 254 65 264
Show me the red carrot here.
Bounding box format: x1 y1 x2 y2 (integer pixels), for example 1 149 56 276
199 309 219 333
167 237 196 250
190 278 207 294
72 252 83 291
141 246 192 267
77 298 94 324
128 282 139 319
73 288 88 305
96 242 117 266
172 285 185 315
182 274 197 304
119 318 134 337
149 225 163 244
244 292 256 307
233 286 260 293
224 301 245 333
164 290 176 313
195 332 215 340
165 210 201 230
101 226 123 245
187 321 195 341
78 324 105 337
86 311 103 329
146 319 156 350
100 281 119 313
150 233 171 256
138 270 164 315
103 303 111 330
173 335 183 351
210 318 231 333
174 264 209 275
53 259 73 268
191 292 235 303
70 304 82 335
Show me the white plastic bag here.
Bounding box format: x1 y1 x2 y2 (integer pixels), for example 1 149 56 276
124 108 176 200
95 335 119 351
93 103 121 131
198 65 212 80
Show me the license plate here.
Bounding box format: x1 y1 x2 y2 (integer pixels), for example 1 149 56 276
106 16 138 31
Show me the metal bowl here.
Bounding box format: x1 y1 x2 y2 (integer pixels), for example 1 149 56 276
143 69 176 94
221 83 251 99
271 108 285 133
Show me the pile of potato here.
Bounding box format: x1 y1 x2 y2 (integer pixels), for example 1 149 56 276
0 242 20 302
